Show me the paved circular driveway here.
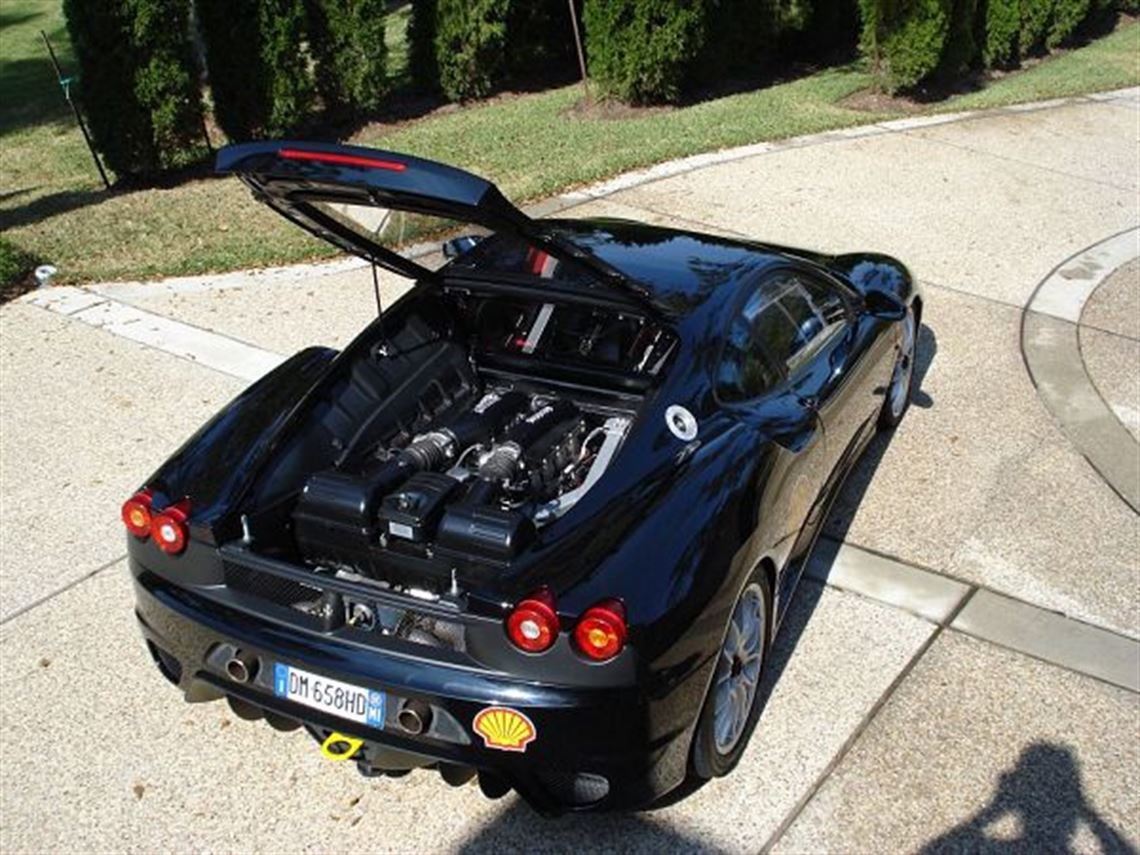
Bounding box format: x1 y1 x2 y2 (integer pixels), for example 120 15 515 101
2 90 1138 853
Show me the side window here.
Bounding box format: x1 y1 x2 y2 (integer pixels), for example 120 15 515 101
717 290 781 402
717 270 849 402
763 272 848 372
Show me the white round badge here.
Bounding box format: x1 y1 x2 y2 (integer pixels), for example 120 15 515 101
665 405 699 441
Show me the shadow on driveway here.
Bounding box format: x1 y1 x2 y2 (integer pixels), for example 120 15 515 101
920 743 1138 854
457 798 732 854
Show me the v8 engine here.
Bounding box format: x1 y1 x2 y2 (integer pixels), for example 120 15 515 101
292 385 630 585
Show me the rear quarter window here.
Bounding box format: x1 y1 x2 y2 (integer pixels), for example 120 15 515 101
717 269 849 402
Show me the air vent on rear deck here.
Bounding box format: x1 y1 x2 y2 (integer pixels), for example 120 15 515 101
223 561 324 608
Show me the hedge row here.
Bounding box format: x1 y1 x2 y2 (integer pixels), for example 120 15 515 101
199 0 388 140
65 0 1135 176
408 0 576 101
862 0 1128 91
581 0 860 105
65 0 389 174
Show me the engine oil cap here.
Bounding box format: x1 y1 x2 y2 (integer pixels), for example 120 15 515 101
665 405 698 441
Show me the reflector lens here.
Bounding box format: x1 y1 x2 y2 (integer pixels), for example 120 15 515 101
574 600 627 661
279 148 407 172
506 589 560 653
149 501 190 555
121 490 153 538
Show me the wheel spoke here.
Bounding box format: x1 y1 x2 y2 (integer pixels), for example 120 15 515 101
710 582 769 755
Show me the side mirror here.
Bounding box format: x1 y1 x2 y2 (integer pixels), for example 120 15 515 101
863 289 907 321
442 235 483 259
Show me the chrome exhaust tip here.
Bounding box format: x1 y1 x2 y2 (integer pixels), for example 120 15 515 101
397 699 433 735
225 650 259 684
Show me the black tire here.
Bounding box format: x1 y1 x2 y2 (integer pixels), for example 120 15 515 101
878 304 918 431
690 566 773 780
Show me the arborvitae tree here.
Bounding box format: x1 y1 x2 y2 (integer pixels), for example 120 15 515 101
859 0 953 91
582 0 707 103
983 0 1022 65
63 0 158 176
197 0 269 141
305 0 389 115
433 0 510 101
1046 0 1091 46
128 0 206 167
1018 0 1055 53
259 0 316 134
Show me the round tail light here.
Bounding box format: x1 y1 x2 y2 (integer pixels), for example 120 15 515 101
121 490 154 538
574 600 627 662
506 589 560 653
150 500 190 555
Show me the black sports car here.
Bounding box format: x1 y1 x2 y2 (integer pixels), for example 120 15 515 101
126 142 922 813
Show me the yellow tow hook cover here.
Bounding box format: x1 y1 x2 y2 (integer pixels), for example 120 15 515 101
320 731 364 761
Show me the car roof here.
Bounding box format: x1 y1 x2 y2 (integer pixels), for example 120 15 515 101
540 218 824 317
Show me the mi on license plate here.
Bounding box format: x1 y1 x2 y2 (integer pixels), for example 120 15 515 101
273 663 385 727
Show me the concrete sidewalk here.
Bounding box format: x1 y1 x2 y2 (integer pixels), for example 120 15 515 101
2 90 1137 853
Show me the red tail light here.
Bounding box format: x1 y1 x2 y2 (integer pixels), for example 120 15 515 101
574 600 627 662
121 490 154 538
506 589 560 653
150 500 190 555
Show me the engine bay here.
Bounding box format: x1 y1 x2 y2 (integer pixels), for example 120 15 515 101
239 289 674 595
294 383 633 576
291 380 632 589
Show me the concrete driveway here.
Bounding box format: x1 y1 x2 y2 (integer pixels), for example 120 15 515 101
2 89 1138 853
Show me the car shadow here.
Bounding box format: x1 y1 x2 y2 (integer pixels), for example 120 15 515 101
455 797 732 854
919 742 1138 854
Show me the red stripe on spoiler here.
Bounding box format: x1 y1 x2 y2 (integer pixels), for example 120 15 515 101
279 148 407 172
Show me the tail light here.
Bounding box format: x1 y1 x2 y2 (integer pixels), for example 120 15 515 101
150 500 190 555
574 600 627 662
121 490 154 538
506 589 560 653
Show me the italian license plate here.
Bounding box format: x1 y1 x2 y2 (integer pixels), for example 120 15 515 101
272 663 385 727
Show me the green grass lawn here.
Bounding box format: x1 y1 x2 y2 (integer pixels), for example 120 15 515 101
1 0 1137 286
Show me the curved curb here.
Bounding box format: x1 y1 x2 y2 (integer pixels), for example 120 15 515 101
1020 227 1140 513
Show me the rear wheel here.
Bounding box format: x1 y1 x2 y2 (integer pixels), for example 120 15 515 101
878 305 917 430
690 567 772 779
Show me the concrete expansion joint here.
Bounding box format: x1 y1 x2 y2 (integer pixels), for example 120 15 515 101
1019 227 1140 512
0 553 127 627
812 538 1139 692
761 590 976 853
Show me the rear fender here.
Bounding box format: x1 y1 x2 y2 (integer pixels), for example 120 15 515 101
145 347 337 539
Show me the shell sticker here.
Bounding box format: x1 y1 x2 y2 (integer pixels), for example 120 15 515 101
473 706 537 752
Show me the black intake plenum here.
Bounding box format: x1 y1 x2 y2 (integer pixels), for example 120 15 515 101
394 390 529 471
473 399 580 490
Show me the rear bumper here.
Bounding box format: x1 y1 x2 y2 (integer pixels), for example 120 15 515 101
131 561 696 812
